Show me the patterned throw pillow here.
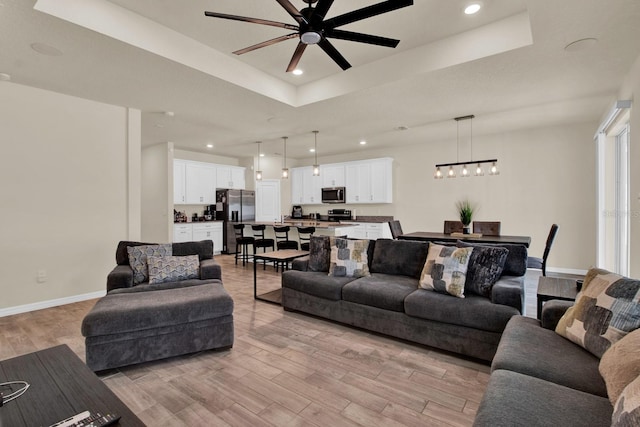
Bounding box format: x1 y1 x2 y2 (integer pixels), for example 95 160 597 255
328 238 370 278
600 329 640 405
419 244 474 298
127 244 172 284
612 374 640 427
147 255 199 285
556 267 640 358
309 235 347 272
463 245 509 297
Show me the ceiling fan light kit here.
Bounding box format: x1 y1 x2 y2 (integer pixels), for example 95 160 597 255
434 115 499 179
204 0 414 72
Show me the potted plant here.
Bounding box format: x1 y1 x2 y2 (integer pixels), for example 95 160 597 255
456 199 475 234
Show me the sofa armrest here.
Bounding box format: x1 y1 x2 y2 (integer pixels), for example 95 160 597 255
491 276 525 313
106 265 134 292
540 300 574 330
200 258 222 280
292 256 310 271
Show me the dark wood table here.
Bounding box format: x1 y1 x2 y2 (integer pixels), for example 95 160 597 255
537 276 579 318
398 231 531 247
0 345 143 426
253 249 309 304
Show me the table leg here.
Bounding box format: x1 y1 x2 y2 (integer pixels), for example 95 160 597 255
537 298 543 319
253 255 258 299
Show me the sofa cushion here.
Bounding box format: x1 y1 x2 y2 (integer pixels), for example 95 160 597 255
148 255 199 285
329 238 371 278
369 239 429 279
419 244 473 298
600 328 640 405
463 245 508 297
172 240 214 261
612 374 640 427
127 243 172 284
473 369 612 427
282 270 355 301
457 241 528 276
556 267 640 358
404 289 518 333
493 316 607 397
342 274 418 312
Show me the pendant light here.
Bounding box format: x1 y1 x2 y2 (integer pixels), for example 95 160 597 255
434 115 499 179
255 141 263 181
312 130 320 176
281 136 289 179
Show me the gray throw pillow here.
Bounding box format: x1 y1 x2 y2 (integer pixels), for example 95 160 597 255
309 235 346 272
463 245 509 297
457 241 527 276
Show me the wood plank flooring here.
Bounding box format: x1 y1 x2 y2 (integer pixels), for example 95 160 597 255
0 255 550 426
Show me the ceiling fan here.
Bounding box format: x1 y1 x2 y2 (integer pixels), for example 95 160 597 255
204 0 413 72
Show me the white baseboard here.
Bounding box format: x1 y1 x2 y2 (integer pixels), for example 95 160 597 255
0 290 106 318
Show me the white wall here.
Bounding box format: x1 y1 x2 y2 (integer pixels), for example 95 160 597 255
285 122 597 272
0 82 135 312
141 142 172 243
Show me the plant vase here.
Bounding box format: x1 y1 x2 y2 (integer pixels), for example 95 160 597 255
462 224 471 235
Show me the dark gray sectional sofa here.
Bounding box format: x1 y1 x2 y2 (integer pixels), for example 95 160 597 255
281 238 527 362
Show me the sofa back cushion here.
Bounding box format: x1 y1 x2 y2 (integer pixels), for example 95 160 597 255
172 240 214 261
370 239 430 279
456 241 528 276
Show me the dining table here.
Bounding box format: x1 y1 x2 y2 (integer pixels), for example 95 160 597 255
398 231 531 247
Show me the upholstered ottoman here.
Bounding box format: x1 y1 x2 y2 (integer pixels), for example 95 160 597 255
81 282 234 371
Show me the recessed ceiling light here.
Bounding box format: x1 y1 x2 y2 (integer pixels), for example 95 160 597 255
309 148 316 153
464 3 481 14
359 140 367 145
292 69 303 76
30 42 63 56
564 38 598 52
259 153 265 157
0 73 11 81
206 144 213 148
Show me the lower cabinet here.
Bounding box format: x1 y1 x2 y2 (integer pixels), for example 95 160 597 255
173 222 223 254
342 222 392 240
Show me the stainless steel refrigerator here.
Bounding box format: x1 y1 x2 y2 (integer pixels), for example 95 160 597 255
215 189 255 254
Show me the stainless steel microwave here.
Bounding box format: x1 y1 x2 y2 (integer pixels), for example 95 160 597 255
321 187 345 204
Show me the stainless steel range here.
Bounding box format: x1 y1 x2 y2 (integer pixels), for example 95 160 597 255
327 209 352 221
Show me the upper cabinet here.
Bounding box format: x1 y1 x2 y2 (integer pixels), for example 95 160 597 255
291 166 322 205
174 160 246 205
216 165 245 190
345 158 393 204
321 163 345 188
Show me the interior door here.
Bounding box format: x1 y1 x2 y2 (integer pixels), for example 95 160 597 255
256 180 281 222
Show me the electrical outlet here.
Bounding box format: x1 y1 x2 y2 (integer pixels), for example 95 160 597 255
37 270 47 283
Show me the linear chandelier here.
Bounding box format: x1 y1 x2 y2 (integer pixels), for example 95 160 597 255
434 115 499 179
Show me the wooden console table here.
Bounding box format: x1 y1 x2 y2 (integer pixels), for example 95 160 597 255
0 345 143 426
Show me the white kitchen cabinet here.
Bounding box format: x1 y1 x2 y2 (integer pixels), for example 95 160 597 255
173 160 186 204
185 162 216 204
321 163 345 188
192 222 223 254
345 158 393 204
216 165 245 190
173 223 192 243
342 222 392 240
291 166 322 205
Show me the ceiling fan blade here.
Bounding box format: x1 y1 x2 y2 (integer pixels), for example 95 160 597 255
234 33 299 55
204 11 298 31
311 0 335 21
325 29 400 48
286 42 307 72
318 38 351 70
275 0 308 25
324 0 413 29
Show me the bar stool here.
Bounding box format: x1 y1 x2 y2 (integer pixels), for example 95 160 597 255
233 224 254 266
297 226 315 251
251 224 275 270
273 226 298 272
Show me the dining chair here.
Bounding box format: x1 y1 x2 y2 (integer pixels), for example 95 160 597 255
527 224 559 276
297 226 315 251
273 226 299 272
473 221 501 236
233 224 255 266
251 225 275 270
388 220 403 239
443 220 464 234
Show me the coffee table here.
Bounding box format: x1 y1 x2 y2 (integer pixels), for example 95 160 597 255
536 276 579 319
0 345 143 426
253 249 309 304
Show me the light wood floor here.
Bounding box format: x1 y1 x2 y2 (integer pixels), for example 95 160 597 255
0 255 553 426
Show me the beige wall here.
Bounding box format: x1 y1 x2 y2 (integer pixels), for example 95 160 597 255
0 82 135 311
282 122 598 272
141 142 172 243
